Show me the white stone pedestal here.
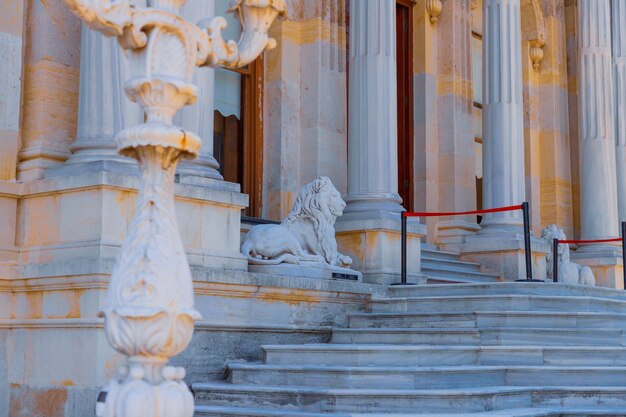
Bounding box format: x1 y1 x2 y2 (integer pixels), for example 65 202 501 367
336 216 427 285
249 263 363 283
571 249 624 290
17 171 249 280
457 233 550 281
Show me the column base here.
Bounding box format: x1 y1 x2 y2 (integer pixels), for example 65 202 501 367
335 215 427 285
574 243 623 257
342 195 405 222
477 219 525 236
570 250 625 290
175 173 240 192
455 232 550 281
436 220 481 248
177 155 223 181
46 159 139 178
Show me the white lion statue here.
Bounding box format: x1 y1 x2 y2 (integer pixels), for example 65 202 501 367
541 224 595 286
242 176 353 267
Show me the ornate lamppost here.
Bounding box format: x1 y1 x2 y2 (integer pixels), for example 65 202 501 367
59 1 285 416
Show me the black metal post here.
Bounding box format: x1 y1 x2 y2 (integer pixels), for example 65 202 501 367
401 212 407 284
552 238 559 283
522 202 534 281
622 222 626 290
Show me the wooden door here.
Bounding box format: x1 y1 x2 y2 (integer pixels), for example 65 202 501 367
396 0 414 212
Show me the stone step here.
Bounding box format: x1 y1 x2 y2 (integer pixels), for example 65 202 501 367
262 344 626 367
193 383 626 414
347 311 626 330
331 327 626 346
371 294 626 314
193 383 533 413
194 405 626 416
421 257 483 272
421 265 501 283
421 248 463 262
533 387 626 410
227 363 626 389
387 282 626 301
424 275 501 285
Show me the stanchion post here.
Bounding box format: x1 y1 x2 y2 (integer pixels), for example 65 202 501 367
622 222 626 290
401 212 407 285
522 202 533 281
552 238 559 283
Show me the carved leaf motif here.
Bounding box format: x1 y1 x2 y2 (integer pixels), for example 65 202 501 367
109 147 193 312
62 0 134 36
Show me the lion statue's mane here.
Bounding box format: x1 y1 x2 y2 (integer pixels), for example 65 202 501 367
541 224 595 286
241 176 353 267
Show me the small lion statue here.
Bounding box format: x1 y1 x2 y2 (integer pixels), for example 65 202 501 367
541 224 595 286
242 176 353 267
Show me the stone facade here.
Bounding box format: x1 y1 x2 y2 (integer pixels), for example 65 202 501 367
1 0 625 415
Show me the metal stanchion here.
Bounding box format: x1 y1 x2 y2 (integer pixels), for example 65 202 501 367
518 201 542 282
622 222 626 290
392 212 410 285
552 238 559 283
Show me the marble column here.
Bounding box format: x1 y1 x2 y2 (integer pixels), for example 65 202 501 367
460 0 552 281
175 0 221 180
577 0 619 249
336 0 426 285
342 0 404 219
479 0 525 233
613 0 626 222
64 28 141 168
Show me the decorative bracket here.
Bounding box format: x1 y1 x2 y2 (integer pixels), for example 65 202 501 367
427 0 443 24
530 38 546 70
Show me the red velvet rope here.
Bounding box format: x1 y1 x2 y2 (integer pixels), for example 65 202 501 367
403 204 523 218
558 237 623 244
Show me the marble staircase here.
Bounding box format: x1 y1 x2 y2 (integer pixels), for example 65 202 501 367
420 248 501 284
193 282 626 416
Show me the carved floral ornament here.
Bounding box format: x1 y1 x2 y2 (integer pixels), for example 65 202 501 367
59 1 286 417
64 0 286 69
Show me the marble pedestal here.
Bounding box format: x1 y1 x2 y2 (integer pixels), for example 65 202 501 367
335 215 427 285
16 169 248 279
249 263 363 283
571 248 624 290
452 233 550 281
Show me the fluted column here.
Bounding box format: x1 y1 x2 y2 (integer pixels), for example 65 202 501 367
343 0 403 218
175 0 222 180
480 0 525 233
613 0 626 222
67 1 221 179
577 0 619 248
65 28 141 166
